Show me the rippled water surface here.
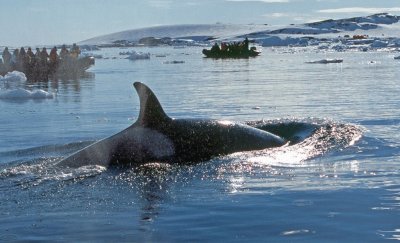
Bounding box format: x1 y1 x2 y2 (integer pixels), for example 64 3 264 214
1 47 400 242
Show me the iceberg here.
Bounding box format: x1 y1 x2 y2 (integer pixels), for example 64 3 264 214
122 51 150 60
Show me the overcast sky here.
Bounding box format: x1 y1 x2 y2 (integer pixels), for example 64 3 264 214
1 0 399 46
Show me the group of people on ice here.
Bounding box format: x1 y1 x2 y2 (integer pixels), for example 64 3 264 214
1 44 81 81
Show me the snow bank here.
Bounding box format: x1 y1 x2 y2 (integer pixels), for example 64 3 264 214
354 13 400 25
0 88 55 100
305 21 378 32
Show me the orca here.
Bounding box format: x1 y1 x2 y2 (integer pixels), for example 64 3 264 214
56 82 286 168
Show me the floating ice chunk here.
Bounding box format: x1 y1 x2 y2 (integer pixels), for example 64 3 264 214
82 53 103 59
124 51 150 60
127 52 150 60
0 71 27 82
31 89 55 99
119 51 132 55
331 44 347 52
0 88 55 100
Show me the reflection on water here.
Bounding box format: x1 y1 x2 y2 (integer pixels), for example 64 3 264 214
376 186 400 240
115 163 173 223
25 71 95 93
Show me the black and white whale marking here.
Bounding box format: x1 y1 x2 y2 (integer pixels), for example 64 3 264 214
56 82 286 168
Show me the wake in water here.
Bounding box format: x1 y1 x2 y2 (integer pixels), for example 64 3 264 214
243 118 362 167
0 157 106 189
0 118 362 187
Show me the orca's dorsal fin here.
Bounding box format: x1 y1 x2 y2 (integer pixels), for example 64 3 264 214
134 82 170 126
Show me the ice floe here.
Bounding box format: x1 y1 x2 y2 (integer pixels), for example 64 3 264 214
0 88 55 100
121 51 150 60
0 71 27 82
0 71 55 100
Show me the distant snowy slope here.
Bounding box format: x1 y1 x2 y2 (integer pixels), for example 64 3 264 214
79 24 271 45
79 13 400 48
251 13 400 37
306 13 399 30
248 13 400 49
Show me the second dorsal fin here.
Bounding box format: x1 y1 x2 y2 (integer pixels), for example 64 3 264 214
133 82 170 126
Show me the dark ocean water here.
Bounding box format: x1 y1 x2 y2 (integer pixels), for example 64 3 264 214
1 47 399 242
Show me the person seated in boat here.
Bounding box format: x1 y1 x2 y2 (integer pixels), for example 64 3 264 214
37 48 49 81
19 47 30 72
19 47 31 74
19 47 26 58
10 48 19 70
26 47 34 59
49 47 59 74
226 43 232 52
25 47 35 80
40 48 49 63
2 47 11 66
34 48 42 66
243 37 249 51
221 42 227 52
59 45 69 61
49 47 58 61
34 48 41 65
211 43 220 53
30 48 42 82
70 43 81 59
228 42 240 55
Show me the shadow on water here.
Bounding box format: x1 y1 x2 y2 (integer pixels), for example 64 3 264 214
111 164 175 224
